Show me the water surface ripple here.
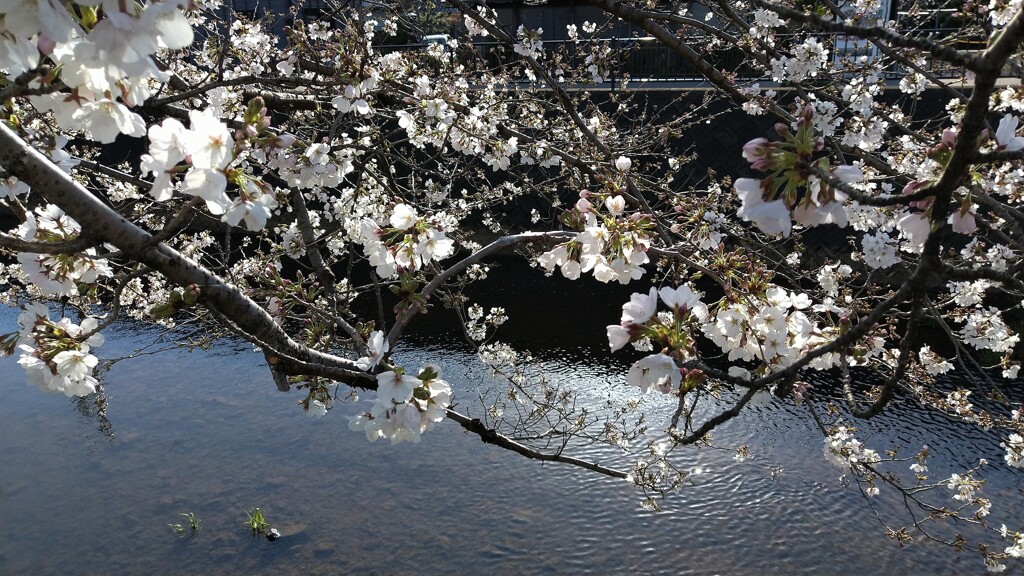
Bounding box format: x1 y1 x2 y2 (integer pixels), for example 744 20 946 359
2 270 1022 575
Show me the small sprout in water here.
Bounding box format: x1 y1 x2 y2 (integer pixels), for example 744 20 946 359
245 507 271 536
170 512 199 536
182 512 200 532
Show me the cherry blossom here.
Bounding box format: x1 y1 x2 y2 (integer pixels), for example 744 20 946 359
626 353 681 394
0 2 1023 570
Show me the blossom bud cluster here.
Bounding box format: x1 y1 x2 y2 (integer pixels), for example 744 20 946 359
538 190 652 284
735 105 862 237
1 303 105 397
348 364 452 444
356 203 455 279
606 285 706 394
7 0 193 144
15 205 112 296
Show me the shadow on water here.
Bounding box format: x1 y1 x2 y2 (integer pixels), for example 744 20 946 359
2 262 1022 575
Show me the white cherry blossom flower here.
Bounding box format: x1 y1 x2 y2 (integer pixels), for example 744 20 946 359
621 287 658 324
995 114 1024 151
948 209 978 235
74 98 146 143
659 285 701 311
897 213 931 247
390 203 418 230
185 109 233 170
222 192 276 231
736 178 792 237
605 195 626 216
626 353 681 394
183 168 231 214
607 324 631 352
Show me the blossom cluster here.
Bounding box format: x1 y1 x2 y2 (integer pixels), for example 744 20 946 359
15 205 112 296
140 101 281 230
464 304 508 342
356 204 456 278
606 285 707 393
736 105 862 237
1 303 105 397
1002 434 1024 468
514 25 544 60
823 426 882 475
9 0 193 144
348 364 452 444
606 279 843 395
702 286 831 370
538 188 653 284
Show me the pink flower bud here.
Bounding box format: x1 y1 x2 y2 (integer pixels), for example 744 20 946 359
742 138 771 163
941 128 957 148
903 180 932 210
37 35 56 55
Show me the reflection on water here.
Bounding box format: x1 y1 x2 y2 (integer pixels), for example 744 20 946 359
1 265 1022 575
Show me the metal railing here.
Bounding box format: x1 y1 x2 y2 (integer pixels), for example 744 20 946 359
379 30 991 87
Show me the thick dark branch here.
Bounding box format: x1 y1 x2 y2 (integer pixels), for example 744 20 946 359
0 122 372 385
978 9 1024 73
149 197 203 246
0 67 54 100
917 10 1024 271
843 296 924 419
674 385 759 444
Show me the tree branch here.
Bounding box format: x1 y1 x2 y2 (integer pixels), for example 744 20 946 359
445 408 629 478
0 122 373 386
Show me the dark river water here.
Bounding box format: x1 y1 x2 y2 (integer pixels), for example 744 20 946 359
1 263 1022 575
